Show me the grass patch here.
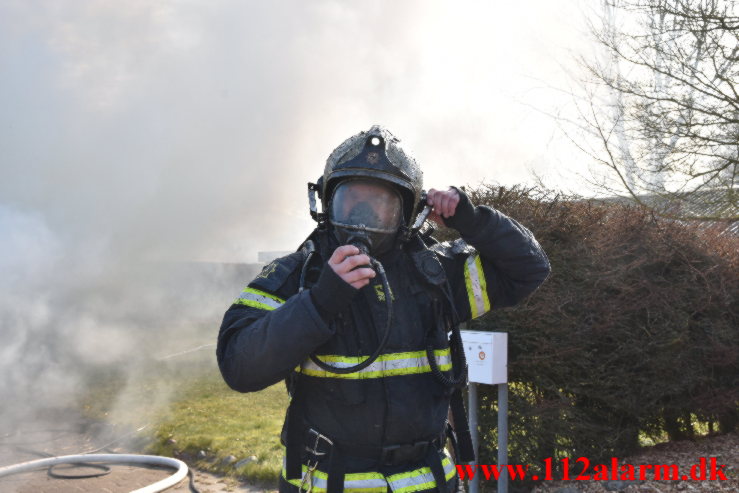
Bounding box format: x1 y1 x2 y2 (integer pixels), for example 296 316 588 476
79 358 288 489
150 368 288 486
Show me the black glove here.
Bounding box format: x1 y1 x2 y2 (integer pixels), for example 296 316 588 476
444 187 480 237
310 263 358 322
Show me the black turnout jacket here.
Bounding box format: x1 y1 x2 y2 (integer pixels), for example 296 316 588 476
217 199 550 492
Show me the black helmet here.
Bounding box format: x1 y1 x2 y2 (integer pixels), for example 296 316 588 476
322 125 423 228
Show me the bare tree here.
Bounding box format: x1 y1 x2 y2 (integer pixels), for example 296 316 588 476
578 0 738 222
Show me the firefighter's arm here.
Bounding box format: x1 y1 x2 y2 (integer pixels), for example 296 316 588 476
431 188 551 321
217 249 362 392
217 288 330 392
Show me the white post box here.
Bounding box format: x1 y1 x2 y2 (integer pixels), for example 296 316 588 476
460 330 508 384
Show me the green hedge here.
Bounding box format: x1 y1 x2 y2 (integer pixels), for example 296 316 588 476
437 185 737 483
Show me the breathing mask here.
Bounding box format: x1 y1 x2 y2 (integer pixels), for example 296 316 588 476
329 179 403 256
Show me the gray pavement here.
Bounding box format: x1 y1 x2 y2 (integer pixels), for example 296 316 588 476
0 465 254 493
0 409 267 493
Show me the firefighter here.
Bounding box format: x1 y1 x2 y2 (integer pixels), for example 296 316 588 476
217 125 550 492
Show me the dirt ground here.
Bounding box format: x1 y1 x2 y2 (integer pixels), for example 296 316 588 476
530 432 738 493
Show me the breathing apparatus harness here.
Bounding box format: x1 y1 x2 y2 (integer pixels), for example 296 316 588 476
304 184 468 386
301 184 475 458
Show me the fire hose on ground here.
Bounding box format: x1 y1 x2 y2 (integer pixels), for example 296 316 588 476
0 453 190 493
0 342 223 492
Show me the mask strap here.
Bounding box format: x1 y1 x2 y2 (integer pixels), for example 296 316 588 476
308 182 327 225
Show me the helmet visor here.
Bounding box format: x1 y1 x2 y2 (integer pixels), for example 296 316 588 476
329 179 402 234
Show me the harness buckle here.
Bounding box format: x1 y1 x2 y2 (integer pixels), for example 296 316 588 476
299 460 319 493
305 428 334 457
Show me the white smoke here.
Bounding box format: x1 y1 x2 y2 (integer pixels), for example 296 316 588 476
0 0 593 442
0 207 72 425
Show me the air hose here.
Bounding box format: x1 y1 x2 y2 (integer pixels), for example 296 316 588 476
309 256 393 374
0 453 188 492
300 236 394 375
427 321 467 388
426 284 468 389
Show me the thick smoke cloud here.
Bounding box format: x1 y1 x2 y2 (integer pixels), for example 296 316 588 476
0 0 590 438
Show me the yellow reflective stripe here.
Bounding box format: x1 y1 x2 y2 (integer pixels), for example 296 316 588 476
282 462 387 493
297 348 452 379
464 253 491 318
233 287 285 311
281 455 455 493
474 255 491 313
299 364 452 380
312 350 445 364
444 456 457 480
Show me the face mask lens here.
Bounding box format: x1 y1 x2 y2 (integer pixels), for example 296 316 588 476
329 180 402 233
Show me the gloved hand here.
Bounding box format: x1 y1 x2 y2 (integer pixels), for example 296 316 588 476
427 186 478 237
310 245 374 321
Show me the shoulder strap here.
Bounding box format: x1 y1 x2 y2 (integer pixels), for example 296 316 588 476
450 387 475 462
285 230 331 479
285 372 306 480
297 230 331 291
409 235 476 463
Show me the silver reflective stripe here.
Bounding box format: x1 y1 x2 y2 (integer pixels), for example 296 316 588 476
298 349 452 379
388 469 436 492
344 476 388 492
234 288 284 311
387 455 456 493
